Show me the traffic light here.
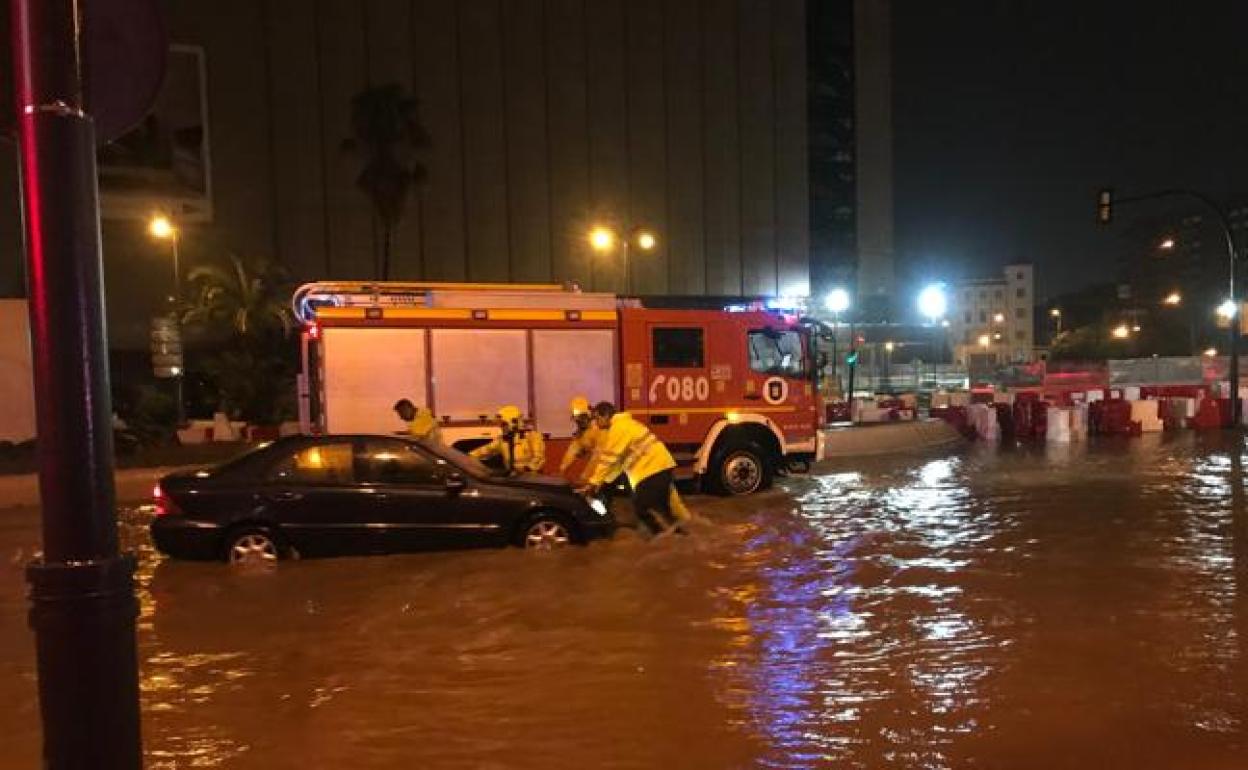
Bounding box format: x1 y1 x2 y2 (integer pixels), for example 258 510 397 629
1096 188 1113 224
846 351 859 366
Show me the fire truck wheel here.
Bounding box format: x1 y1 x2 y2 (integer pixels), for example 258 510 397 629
708 441 774 496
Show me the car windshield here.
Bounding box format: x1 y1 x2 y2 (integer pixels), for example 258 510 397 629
422 441 506 479
748 329 807 377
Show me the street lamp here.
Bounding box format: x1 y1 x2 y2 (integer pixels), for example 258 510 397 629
1217 298 1238 320
823 288 851 397
1163 291 1182 306
588 225 657 294
978 334 991 348
992 312 1005 324
1112 324 1130 339
148 213 185 426
1206 347 1219 357
1158 237 1176 251
148 213 180 297
917 284 947 323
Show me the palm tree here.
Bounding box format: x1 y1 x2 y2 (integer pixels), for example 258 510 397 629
180 252 293 338
179 252 297 422
342 83 431 280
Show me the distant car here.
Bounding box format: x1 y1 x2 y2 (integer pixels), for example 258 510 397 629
150 435 614 563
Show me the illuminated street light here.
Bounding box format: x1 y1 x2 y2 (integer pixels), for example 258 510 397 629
1217 299 1238 320
588 226 616 252
917 284 947 322
992 312 1005 324
587 225 657 294
148 214 176 240
1049 307 1061 317
1132 324 1141 332
977 334 991 348
825 287 851 315
1163 291 1182 306
884 341 895 353
1158 237 1176 251
1205 347 1219 357
1112 324 1130 339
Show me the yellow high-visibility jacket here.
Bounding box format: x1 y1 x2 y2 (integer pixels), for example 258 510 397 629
559 423 604 477
471 429 546 473
407 409 443 444
587 412 675 488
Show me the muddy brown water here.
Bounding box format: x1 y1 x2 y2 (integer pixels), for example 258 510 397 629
1 433 1246 768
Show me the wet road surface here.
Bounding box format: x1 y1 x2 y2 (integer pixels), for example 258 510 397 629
2 433 1246 768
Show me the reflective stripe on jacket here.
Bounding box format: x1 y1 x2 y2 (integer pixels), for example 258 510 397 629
587 412 675 488
471 430 546 473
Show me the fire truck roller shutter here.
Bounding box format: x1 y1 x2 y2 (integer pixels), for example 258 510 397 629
695 415 785 496
323 328 428 433
431 329 529 425
531 330 616 438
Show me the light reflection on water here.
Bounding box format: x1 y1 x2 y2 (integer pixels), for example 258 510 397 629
0 432 1245 768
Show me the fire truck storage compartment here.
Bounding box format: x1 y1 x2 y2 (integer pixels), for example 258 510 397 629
531 329 616 437
430 329 528 422
323 328 427 434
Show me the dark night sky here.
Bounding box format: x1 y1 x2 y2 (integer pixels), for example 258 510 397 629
892 1 1248 300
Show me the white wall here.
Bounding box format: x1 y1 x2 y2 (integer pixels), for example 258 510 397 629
0 300 35 442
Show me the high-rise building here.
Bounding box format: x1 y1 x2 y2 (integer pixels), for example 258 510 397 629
808 0 895 320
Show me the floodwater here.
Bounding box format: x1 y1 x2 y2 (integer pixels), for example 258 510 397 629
2 433 1246 768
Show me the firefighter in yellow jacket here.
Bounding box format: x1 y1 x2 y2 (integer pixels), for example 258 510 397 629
559 396 601 477
581 401 681 535
562 395 693 524
471 405 546 474
393 399 442 444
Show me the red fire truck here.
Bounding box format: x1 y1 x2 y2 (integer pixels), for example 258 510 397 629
293 282 824 495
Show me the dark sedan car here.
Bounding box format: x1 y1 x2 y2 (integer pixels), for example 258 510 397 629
150 435 614 563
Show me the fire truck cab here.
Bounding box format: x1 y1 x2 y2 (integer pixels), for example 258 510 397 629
294 282 823 495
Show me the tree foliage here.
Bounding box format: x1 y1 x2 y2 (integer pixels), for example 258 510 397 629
179 252 297 423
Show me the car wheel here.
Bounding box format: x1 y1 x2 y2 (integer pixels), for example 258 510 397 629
707 441 774 496
221 525 282 565
517 514 575 550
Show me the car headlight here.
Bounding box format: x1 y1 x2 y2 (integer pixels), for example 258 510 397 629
589 498 608 517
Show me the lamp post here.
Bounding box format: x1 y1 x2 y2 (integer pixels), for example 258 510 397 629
148 214 185 426
588 225 658 295
824 288 851 396
1096 187 1241 427
1050 307 1062 334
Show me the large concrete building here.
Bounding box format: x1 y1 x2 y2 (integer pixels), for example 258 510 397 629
949 264 1036 367
0 0 814 350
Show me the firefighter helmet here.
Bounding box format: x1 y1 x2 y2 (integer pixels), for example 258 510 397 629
569 396 590 416
497 405 522 425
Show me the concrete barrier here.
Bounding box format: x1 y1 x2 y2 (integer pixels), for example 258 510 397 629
819 419 965 460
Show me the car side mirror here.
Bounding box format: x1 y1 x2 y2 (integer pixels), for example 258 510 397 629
445 472 467 493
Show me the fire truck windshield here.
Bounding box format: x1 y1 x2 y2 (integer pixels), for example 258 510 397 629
748 329 806 377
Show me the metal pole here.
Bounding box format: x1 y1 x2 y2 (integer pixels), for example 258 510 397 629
830 315 839 395
622 238 630 295
847 320 857 423
172 231 185 427
11 0 143 766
